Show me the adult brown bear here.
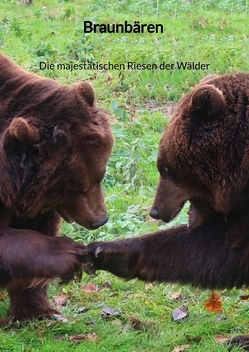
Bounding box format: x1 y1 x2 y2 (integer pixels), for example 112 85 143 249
0 53 114 323
85 73 249 349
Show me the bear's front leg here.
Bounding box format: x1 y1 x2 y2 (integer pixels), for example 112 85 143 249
8 210 62 322
0 228 86 322
85 225 190 281
85 236 147 280
85 212 247 289
7 286 59 323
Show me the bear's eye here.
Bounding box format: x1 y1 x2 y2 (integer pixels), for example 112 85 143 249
160 166 170 179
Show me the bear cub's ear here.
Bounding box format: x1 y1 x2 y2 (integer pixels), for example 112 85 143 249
189 84 225 122
76 81 95 106
5 117 39 146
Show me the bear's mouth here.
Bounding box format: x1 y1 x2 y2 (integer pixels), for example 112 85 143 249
56 206 74 224
55 205 108 230
188 204 198 229
160 203 186 223
168 203 186 222
187 200 217 229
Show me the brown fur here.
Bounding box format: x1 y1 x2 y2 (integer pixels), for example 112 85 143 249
151 72 249 227
85 73 249 348
0 54 114 227
0 225 86 324
0 53 114 322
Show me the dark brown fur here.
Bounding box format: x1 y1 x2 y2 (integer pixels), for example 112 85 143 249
1 226 86 323
0 53 114 323
85 73 249 349
86 210 249 288
151 73 249 227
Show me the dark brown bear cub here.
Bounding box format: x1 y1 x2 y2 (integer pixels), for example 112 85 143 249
85 73 249 349
0 53 114 324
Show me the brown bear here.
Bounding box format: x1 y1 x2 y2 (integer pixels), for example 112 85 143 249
84 73 249 349
0 53 114 323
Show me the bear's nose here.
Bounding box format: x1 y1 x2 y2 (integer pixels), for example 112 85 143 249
90 216 108 229
149 207 160 219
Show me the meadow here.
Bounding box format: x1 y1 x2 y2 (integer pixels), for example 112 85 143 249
0 0 249 351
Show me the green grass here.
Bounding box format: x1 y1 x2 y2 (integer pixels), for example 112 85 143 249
1 278 249 351
1 0 249 106
0 0 249 351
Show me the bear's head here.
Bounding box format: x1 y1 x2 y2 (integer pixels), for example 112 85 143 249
150 73 249 229
1 81 114 230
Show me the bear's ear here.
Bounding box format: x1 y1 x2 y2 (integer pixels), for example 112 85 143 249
76 81 95 106
189 84 225 122
4 117 39 147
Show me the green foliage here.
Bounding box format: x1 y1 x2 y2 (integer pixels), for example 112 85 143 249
1 0 249 105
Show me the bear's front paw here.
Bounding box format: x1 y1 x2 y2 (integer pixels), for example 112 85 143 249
51 237 88 282
84 240 142 279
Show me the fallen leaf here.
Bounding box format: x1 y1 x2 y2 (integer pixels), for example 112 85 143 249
77 306 88 314
171 289 182 301
52 313 69 323
53 293 69 307
130 316 153 331
204 292 223 313
145 283 153 290
130 316 144 331
214 334 231 343
100 281 112 290
172 306 188 322
69 333 98 342
0 293 6 300
172 344 190 352
240 295 249 301
101 306 121 319
81 283 99 293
